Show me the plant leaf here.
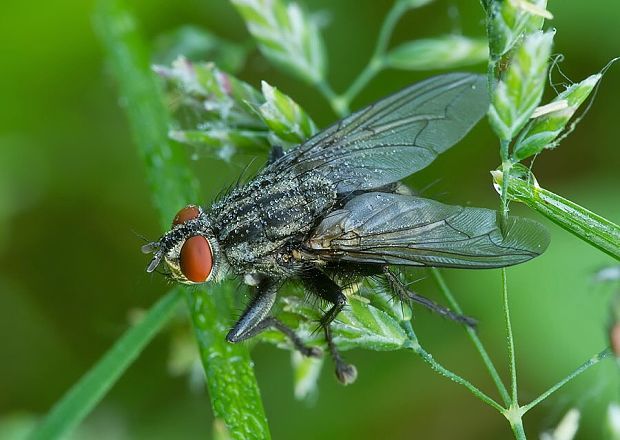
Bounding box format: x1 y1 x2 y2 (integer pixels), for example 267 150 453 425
540 408 580 440
230 0 327 84
385 35 488 71
291 351 323 402
487 0 550 60
488 29 554 142
169 128 269 153
156 57 264 127
512 73 601 161
262 279 414 354
331 298 411 351
607 402 620 439
258 81 317 145
29 290 183 439
95 2 271 437
157 57 315 159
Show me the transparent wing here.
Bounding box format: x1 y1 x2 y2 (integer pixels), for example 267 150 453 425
272 73 489 193
305 193 549 268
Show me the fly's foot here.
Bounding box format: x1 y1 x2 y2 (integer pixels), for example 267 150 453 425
335 361 358 385
324 324 357 385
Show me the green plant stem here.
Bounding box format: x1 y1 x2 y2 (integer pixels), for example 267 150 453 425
502 268 518 405
521 347 612 414
415 344 506 413
320 0 411 116
486 57 498 95
500 347 612 440
492 171 620 260
338 57 383 115
94 0 270 438
499 142 512 228
377 0 410 55
29 289 183 440
339 0 408 106
508 417 527 440
402 322 505 413
316 79 347 116
185 286 271 438
430 268 511 407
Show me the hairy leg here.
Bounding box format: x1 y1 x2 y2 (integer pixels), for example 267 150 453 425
227 278 321 357
303 268 357 384
382 267 477 328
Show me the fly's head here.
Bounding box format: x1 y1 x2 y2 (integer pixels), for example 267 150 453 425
141 205 223 284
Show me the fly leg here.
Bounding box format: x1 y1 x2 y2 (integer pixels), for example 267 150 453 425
382 267 478 328
227 279 321 357
303 269 357 384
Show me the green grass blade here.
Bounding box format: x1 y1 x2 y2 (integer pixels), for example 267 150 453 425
94 0 198 220
28 289 183 440
93 0 271 438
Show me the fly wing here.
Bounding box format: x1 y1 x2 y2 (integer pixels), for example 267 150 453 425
272 73 489 193
305 193 549 268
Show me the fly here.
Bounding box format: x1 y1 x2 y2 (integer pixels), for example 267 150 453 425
142 73 550 384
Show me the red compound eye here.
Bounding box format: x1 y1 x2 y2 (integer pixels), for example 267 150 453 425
173 205 200 226
179 236 213 282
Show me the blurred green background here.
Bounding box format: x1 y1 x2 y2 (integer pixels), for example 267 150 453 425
0 0 619 438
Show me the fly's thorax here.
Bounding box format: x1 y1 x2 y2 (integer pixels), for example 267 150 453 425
210 171 337 233
142 205 227 284
208 171 337 273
